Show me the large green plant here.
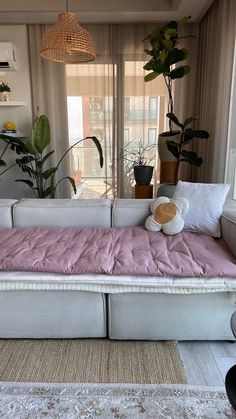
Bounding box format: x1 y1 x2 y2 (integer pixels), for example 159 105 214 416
14 115 103 198
0 134 27 176
143 16 192 132
166 113 209 183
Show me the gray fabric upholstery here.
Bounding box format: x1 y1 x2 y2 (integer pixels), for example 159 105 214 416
108 292 236 340
0 291 106 338
112 198 154 227
13 198 112 227
0 199 17 227
222 199 236 257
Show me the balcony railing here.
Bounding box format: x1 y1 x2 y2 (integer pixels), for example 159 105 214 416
89 109 157 122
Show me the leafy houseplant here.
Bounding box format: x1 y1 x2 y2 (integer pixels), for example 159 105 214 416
143 16 195 184
0 81 11 102
0 82 11 92
120 140 156 186
143 16 191 133
143 17 209 184
166 113 209 184
0 135 26 177
1 115 103 198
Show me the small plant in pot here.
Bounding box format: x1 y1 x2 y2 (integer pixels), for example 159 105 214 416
143 16 193 183
120 140 156 186
0 81 11 102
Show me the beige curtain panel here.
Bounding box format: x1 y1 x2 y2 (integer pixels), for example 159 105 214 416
27 24 71 198
191 0 236 184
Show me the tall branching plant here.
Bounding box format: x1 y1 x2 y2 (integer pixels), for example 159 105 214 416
143 16 192 132
15 115 104 198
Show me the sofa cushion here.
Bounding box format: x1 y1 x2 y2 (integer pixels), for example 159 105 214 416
0 199 17 228
13 199 112 227
112 198 154 227
173 181 230 237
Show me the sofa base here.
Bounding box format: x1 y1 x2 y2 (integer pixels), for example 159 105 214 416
108 292 236 340
0 291 106 338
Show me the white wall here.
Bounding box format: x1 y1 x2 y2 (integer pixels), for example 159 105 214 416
0 25 33 198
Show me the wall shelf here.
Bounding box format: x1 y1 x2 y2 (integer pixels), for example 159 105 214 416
0 131 25 138
0 101 26 107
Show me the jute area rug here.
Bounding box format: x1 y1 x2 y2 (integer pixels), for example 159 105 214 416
0 382 234 418
0 339 186 384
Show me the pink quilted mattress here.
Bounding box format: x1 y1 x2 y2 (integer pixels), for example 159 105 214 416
0 226 236 277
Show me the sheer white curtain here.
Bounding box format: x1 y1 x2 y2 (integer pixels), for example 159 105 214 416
27 25 71 198
191 0 236 183
225 42 236 199
66 23 168 198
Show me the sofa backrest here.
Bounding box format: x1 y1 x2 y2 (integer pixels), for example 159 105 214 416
13 199 112 228
112 198 153 227
0 199 17 228
221 199 236 257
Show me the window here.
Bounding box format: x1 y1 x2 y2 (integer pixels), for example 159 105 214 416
66 57 167 198
148 128 157 145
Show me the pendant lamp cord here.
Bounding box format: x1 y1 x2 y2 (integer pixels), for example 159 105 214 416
66 0 69 12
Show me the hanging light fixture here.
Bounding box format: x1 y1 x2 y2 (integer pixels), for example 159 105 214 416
40 0 96 64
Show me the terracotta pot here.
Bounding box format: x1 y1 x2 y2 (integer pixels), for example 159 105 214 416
158 130 180 184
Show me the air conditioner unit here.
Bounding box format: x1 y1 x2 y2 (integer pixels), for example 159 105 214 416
0 42 18 71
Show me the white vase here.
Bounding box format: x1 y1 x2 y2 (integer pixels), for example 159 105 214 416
0 91 10 102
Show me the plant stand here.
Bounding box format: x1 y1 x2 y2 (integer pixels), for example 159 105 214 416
135 185 153 199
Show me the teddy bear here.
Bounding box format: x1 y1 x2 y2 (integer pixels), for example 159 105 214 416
145 196 189 235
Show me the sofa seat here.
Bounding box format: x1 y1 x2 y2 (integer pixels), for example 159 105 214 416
108 292 236 341
0 289 106 338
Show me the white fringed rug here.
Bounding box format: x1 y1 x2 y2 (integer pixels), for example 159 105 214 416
0 382 235 418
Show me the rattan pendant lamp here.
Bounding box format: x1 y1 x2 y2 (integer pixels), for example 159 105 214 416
40 0 96 63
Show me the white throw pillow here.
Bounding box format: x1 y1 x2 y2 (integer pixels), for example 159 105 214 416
173 181 230 237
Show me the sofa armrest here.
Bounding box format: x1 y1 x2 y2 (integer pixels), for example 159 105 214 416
221 200 236 257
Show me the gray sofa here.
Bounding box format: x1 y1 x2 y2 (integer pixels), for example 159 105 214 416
0 198 235 341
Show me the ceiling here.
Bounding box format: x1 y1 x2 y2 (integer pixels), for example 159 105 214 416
0 0 215 24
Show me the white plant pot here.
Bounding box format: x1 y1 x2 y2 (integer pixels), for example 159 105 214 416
0 91 10 102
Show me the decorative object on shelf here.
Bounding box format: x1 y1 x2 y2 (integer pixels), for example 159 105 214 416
0 81 11 102
14 114 103 198
40 0 96 64
120 139 155 187
5 121 16 131
143 17 193 183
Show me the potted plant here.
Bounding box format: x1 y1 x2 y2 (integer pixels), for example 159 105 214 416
120 139 156 186
0 81 11 102
1 114 103 198
14 114 104 198
143 16 192 183
165 113 209 184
